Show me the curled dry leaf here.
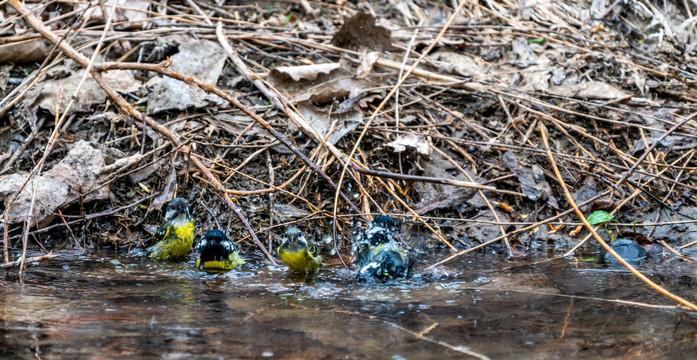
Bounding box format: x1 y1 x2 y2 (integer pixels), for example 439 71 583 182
268 60 375 106
357 52 380 78
387 134 431 156
271 63 341 82
296 102 362 145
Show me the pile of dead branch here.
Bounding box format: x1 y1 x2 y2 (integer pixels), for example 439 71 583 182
2 0 697 303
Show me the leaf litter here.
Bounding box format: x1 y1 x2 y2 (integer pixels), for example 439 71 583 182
0 0 696 282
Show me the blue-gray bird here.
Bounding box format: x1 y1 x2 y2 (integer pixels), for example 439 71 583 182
354 216 416 281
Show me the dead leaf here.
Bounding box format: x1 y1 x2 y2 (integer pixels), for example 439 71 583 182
0 39 52 63
82 0 150 23
412 190 471 215
331 12 394 52
296 102 362 145
0 64 11 91
357 52 380 78
23 60 140 115
148 40 226 113
271 63 341 82
430 50 488 80
208 113 271 140
268 60 373 106
512 38 538 68
387 134 431 156
547 81 629 100
502 151 558 208
272 203 310 223
0 141 108 227
150 164 178 212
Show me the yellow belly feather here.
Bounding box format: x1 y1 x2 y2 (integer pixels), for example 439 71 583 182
149 221 195 260
278 246 321 273
196 251 245 271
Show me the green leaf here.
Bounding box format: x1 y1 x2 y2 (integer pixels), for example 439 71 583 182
579 255 599 262
527 37 546 44
587 210 614 225
137 182 150 193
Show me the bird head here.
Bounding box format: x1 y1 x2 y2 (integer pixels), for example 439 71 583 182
198 229 233 259
282 227 308 252
202 229 226 246
165 198 191 222
372 215 396 230
364 215 397 246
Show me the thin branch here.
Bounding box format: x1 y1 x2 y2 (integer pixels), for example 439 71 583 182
539 122 697 312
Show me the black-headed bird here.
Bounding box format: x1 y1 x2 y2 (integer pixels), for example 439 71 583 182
196 229 245 271
147 198 195 260
278 227 322 273
355 215 416 281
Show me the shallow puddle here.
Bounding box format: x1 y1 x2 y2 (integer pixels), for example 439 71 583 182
2 251 697 359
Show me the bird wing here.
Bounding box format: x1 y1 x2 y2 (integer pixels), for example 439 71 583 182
147 222 171 247
307 241 320 258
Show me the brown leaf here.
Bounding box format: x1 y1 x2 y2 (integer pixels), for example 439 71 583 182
296 102 362 145
23 60 141 115
271 63 341 82
0 39 52 63
0 141 108 227
331 12 394 52
148 40 226 113
547 81 630 100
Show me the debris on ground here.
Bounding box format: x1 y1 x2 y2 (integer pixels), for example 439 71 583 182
0 0 696 270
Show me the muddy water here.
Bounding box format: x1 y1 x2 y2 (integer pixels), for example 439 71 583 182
2 251 697 359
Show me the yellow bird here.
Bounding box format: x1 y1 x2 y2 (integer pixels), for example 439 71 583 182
278 227 322 273
196 229 245 271
146 198 195 260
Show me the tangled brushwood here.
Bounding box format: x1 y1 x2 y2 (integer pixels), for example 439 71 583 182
1 0 697 279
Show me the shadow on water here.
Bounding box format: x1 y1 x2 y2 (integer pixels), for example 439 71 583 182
2 250 697 359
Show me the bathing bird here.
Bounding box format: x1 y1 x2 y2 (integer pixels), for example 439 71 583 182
355 215 416 281
604 238 648 265
196 229 245 271
278 227 322 273
146 198 195 260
